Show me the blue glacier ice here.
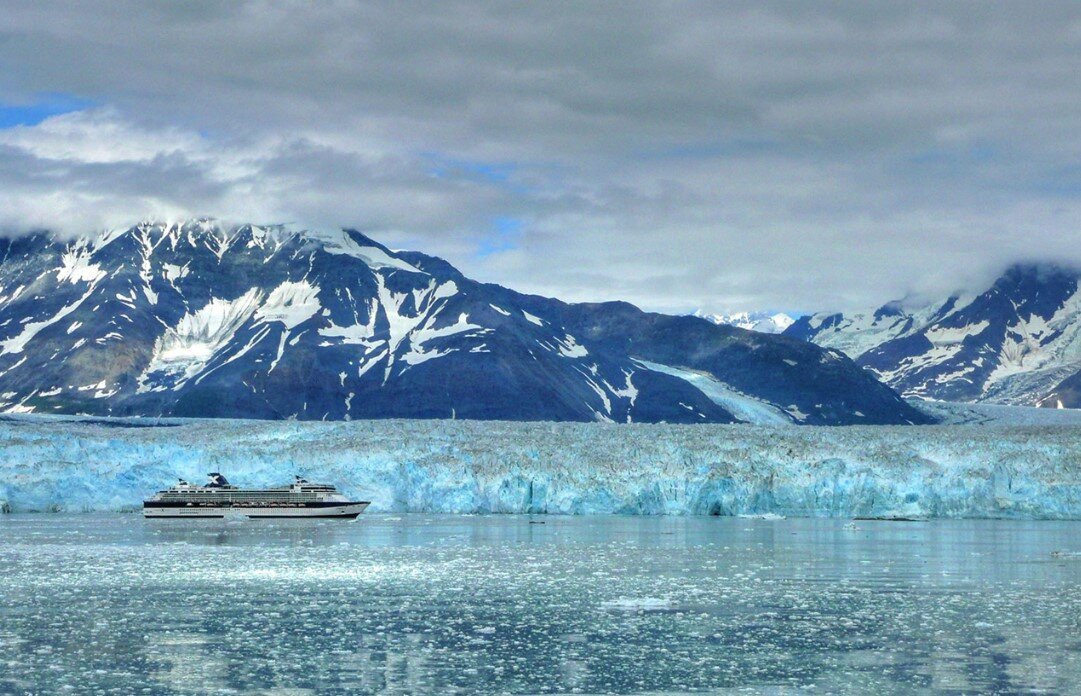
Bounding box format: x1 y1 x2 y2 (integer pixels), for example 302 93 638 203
1 414 1080 518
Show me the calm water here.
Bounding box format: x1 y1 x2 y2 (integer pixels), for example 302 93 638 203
1 514 1080 695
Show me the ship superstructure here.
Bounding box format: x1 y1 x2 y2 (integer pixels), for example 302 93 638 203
143 473 370 519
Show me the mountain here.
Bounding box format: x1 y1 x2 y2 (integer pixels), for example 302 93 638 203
785 264 1081 407
692 310 795 334
0 220 927 424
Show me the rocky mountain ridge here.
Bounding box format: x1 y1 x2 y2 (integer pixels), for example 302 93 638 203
0 220 926 424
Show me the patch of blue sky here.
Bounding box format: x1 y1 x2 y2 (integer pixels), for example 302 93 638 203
476 216 524 258
1027 163 1081 197
422 152 531 193
0 94 95 129
904 142 1081 197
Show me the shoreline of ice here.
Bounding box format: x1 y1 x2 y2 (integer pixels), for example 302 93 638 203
1 414 1080 518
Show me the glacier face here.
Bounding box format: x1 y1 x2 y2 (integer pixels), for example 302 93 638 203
1 415 1079 518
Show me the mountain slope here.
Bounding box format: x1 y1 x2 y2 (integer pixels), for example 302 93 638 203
0 220 928 424
785 264 1081 407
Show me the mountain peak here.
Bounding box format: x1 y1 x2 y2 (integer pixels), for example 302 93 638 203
77 219 428 275
0 221 927 425
693 310 796 334
785 263 1081 408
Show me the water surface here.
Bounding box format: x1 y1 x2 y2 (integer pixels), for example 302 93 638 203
1 514 1079 694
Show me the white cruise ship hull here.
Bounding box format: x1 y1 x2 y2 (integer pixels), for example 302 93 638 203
143 502 370 519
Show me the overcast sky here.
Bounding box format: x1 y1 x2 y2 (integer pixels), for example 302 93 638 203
1 1 1080 314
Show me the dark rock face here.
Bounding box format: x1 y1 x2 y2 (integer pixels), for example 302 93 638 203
785 264 1081 408
0 220 927 424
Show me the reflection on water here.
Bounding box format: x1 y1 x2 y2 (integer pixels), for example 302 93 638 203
1 514 1080 694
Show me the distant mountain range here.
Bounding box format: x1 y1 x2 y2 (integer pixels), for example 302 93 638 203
692 310 795 334
0 221 926 424
785 264 1081 408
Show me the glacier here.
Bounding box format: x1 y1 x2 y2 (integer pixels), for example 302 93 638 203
1 415 1080 518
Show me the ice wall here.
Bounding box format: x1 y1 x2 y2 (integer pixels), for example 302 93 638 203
1 415 1080 518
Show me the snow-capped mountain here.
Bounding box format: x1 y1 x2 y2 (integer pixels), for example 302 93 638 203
692 310 795 334
785 264 1081 408
0 220 927 424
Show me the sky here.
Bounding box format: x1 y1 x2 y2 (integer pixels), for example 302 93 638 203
1 1 1080 315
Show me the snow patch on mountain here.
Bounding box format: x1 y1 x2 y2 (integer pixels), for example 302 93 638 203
693 310 795 334
557 334 589 358
56 242 105 285
0 283 98 356
983 288 1081 397
402 312 487 367
140 289 264 390
302 229 423 274
522 310 544 326
319 298 379 346
255 280 321 330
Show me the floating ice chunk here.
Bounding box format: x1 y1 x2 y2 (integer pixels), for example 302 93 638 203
601 597 676 613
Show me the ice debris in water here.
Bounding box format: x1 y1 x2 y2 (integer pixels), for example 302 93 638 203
2 415 1081 518
601 597 677 613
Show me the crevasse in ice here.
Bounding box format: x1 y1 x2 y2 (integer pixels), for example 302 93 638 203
0 415 1079 518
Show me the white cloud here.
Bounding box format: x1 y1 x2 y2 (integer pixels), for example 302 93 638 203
0 109 203 164
0 2 1080 314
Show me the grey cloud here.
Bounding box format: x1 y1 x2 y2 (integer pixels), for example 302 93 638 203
0 1 1080 313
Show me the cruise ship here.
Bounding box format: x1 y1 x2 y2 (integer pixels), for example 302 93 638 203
143 473 370 519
